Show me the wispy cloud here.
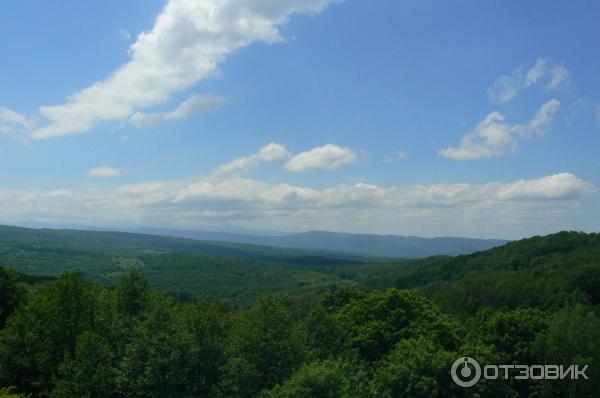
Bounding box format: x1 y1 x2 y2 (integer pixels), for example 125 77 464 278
440 100 560 160
129 94 226 127
285 144 357 172
487 58 570 103
117 28 132 41
547 65 570 90
210 142 290 178
87 166 122 178
0 106 33 137
21 0 338 140
384 150 408 163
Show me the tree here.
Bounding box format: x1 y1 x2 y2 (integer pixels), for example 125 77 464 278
0 265 25 328
532 305 600 397
336 289 459 362
116 295 189 398
219 296 302 397
182 299 229 397
115 268 150 318
0 272 96 395
51 331 117 398
373 337 458 398
265 359 372 398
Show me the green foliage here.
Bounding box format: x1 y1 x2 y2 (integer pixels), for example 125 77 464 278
532 305 600 397
116 268 150 317
336 289 459 362
0 387 28 398
0 272 97 396
264 359 372 398
0 231 599 397
374 337 459 398
471 308 550 364
0 264 25 328
52 331 116 398
219 296 302 397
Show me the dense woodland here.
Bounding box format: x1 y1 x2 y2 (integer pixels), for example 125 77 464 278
0 231 599 397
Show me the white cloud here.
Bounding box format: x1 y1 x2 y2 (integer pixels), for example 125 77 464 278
495 173 595 201
547 65 570 90
0 106 31 127
0 106 33 137
0 172 594 238
488 58 570 103
440 99 560 160
129 94 226 127
88 166 122 177
285 144 357 172
26 0 338 139
525 58 547 86
211 142 290 178
384 150 407 162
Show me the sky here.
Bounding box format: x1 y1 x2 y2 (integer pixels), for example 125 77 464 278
1 0 599 239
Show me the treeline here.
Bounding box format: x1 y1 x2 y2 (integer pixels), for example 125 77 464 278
0 231 599 397
352 231 600 317
0 268 599 397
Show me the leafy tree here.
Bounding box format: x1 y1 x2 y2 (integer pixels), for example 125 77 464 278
116 295 189 398
0 386 29 398
0 272 96 395
0 265 25 328
472 308 549 364
219 296 302 397
336 289 459 362
51 331 117 398
373 337 458 398
182 299 229 397
264 359 373 398
115 268 150 318
532 305 600 397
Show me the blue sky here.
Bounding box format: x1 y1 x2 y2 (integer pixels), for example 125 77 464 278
0 0 599 238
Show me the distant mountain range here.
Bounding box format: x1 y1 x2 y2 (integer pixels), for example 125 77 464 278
136 228 508 258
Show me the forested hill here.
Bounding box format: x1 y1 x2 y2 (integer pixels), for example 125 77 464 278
0 231 598 397
349 231 600 316
0 226 598 309
0 224 367 304
138 227 508 258
0 224 360 260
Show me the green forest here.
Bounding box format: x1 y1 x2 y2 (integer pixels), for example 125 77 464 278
0 231 599 397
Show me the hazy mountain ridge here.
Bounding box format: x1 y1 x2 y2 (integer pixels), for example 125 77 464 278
136 228 508 258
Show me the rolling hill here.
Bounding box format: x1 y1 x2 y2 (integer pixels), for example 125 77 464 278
136 227 508 258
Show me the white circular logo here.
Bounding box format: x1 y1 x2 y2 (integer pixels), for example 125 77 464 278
451 357 481 388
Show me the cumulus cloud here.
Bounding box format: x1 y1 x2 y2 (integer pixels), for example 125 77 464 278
495 173 595 201
211 142 290 178
285 144 357 172
129 94 226 127
87 166 122 177
25 0 338 139
0 172 595 238
488 58 570 103
440 99 560 160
